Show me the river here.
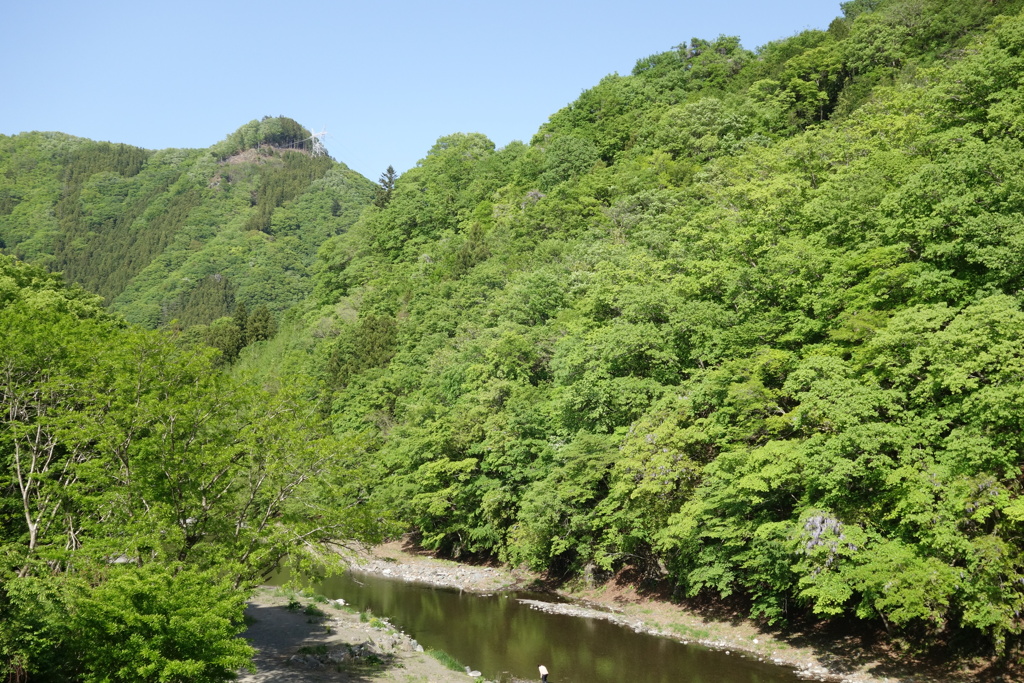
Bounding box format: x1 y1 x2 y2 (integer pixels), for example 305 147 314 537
309 569 806 683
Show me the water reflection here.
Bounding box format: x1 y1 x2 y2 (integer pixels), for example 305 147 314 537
307 570 802 683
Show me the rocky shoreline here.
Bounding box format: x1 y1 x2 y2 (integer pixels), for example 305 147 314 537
342 541 999 683
514 599 837 681
348 552 517 594
343 543 846 682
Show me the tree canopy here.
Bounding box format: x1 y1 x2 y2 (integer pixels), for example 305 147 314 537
0 255 386 680
302 0 1024 656
6 0 1024 668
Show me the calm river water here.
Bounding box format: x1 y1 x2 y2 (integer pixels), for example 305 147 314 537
308 570 803 683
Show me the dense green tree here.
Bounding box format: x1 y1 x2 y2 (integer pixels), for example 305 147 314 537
208 116 315 160
374 164 397 207
69 566 254 683
245 303 276 344
203 316 244 363
0 255 382 679
0 121 375 330
178 273 237 328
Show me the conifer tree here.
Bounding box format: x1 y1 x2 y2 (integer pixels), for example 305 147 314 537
233 301 249 345
373 165 397 207
246 305 276 344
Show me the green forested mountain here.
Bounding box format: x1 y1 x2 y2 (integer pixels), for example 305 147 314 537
302 0 1024 656
7 0 1024 674
0 118 380 679
0 116 375 328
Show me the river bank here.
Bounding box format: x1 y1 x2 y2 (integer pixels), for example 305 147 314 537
238 585 506 682
342 539 1016 683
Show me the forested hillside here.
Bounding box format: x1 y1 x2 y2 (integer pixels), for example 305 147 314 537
0 254 386 679
300 0 1024 656
0 116 375 331
0 118 382 679
7 0 1024 673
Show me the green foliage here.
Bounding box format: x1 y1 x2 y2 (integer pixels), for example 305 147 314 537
510 433 619 573
69 565 255 683
0 574 79 682
0 121 375 331
0 257 384 677
176 273 237 327
538 135 600 189
293 0 1024 657
631 35 753 97
243 151 334 234
9 0 1024 661
209 116 314 160
374 165 397 207
1 567 255 683
202 315 244 364
50 143 187 302
326 312 397 389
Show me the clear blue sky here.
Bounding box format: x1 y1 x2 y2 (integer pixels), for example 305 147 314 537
3 1 844 180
